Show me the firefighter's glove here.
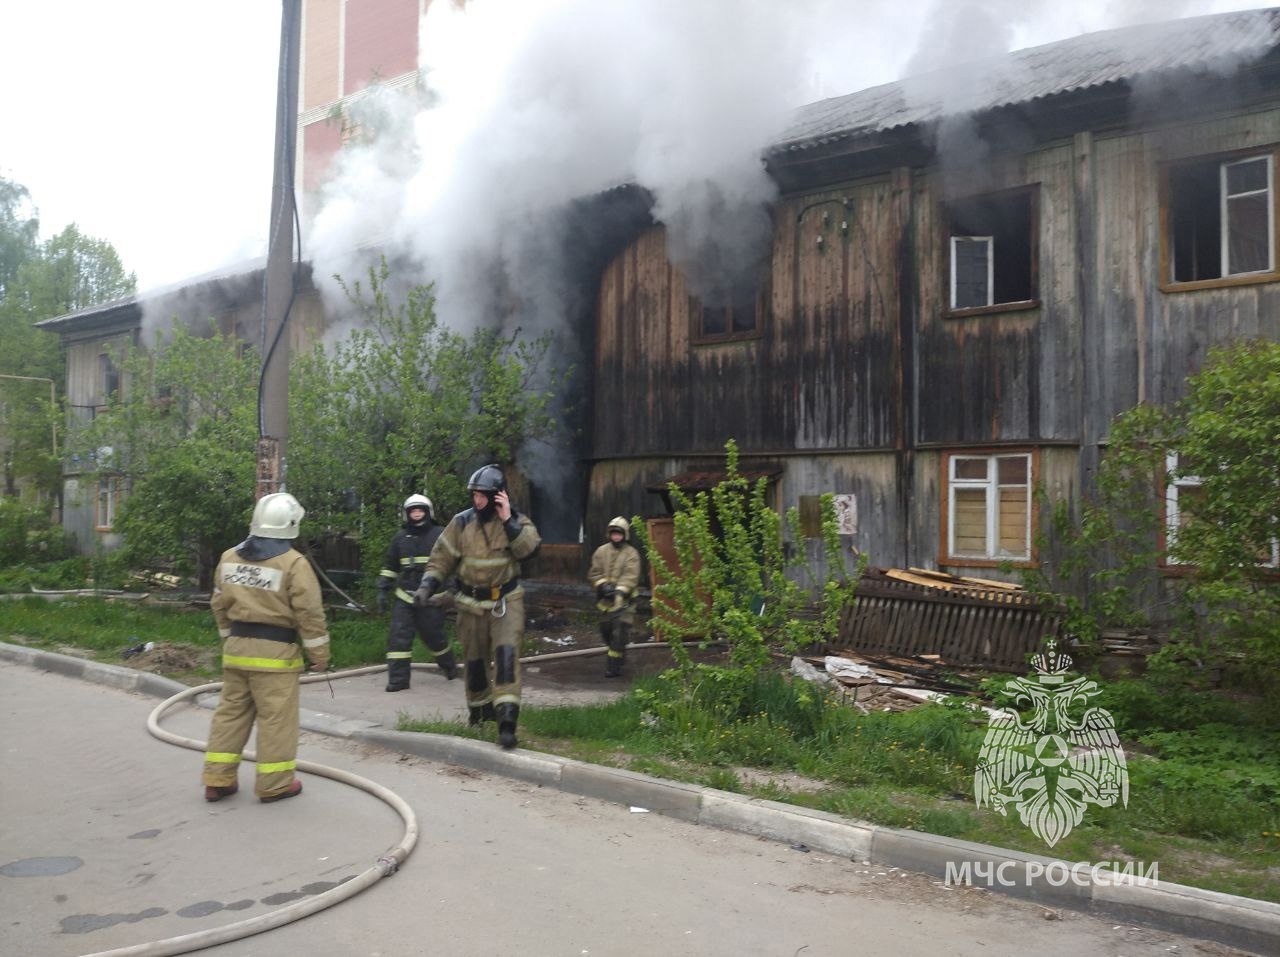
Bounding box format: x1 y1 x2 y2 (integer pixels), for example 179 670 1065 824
414 575 441 607
596 582 616 600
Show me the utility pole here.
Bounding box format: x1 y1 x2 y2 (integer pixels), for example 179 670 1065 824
256 0 302 500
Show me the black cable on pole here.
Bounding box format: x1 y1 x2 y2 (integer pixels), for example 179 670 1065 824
258 0 302 440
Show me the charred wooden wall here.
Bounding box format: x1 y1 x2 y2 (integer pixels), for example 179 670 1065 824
587 96 1280 590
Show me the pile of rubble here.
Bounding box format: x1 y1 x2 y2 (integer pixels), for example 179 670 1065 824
790 650 983 714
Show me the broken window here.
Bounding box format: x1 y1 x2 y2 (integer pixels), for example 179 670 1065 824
946 452 1032 561
946 188 1036 312
1169 153 1275 283
691 271 763 342
98 352 120 405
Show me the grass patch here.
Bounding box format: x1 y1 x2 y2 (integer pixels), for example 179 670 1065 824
0 595 443 679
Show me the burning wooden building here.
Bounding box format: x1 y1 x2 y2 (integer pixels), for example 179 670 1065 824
583 8 1280 589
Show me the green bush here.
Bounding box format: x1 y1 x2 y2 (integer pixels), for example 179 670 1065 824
0 499 72 567
1022 339 1280 701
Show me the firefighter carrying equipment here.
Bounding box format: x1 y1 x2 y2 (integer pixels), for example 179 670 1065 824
588 520 641 614
424 495 540 720
589 518 641 677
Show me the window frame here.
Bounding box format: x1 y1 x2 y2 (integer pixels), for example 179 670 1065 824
687 261 769 346
95 475 122 531
1160 146 1280 292
689 290 765 345
950 235 994 310
1162 451 1278 569
97 351 120 412
942 184 1040 319
940 449 1038 567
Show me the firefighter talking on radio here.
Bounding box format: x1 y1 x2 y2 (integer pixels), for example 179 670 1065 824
414 464 540 749
377 493 459 692
588 516 641 677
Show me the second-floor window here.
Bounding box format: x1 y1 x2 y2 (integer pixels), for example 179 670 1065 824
691 273 762 343
1168 152 1275 284
98 353 120 407
946 187 1038 313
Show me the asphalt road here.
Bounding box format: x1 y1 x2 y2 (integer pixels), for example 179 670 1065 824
0 662 1246 957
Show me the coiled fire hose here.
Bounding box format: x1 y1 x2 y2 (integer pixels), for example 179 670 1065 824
80 642 678 957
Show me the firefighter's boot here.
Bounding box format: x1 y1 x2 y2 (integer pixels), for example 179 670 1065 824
604 621 628 678
385 656 411 692
496 703 520 750
435 649 460 680
600 620 619 677
468 702 497 726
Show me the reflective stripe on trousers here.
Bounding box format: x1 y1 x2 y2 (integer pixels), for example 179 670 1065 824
202 667 300 798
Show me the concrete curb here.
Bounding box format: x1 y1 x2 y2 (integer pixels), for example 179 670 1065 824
3 641 1277 954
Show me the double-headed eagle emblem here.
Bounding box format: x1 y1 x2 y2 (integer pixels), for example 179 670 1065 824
974 642 1128 847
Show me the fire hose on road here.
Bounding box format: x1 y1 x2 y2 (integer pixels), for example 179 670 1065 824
79 641 679 957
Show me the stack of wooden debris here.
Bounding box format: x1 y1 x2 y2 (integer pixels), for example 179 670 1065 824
838 566 1062 672
789 648 983 714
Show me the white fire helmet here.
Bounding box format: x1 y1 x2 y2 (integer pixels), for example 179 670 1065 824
250 492 305 539
403 493 434 520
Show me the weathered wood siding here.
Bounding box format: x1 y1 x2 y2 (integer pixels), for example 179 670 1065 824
587 91 1280 598
594 176 903 457
913 144 1080 444
1087 109 1280 441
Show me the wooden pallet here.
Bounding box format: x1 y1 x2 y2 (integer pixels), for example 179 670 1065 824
835 567 1062 672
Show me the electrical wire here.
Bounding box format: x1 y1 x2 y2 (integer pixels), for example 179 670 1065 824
256 0 303 443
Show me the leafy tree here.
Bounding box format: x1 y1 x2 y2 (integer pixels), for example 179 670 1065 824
74 324 258 587
0 178 39 301
0 179 135 501
1024 339 1280 701
288 259 568 585
632 439 864 710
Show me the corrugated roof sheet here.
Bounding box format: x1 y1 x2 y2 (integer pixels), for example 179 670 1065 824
773 7 1280 153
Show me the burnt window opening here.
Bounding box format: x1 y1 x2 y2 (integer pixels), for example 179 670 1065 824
691 272 764 342
1169 154 1274 283
947 188 1036 311
98 353 120 406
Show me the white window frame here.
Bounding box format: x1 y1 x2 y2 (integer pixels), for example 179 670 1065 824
1165 452 1278 567
96 476 120 531
1220 155 1274 277
950 235 994 309
947 452 1032 561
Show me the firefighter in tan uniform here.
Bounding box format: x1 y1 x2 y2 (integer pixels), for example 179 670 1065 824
414 464 539 749
202 493 330 803
588 516 642 677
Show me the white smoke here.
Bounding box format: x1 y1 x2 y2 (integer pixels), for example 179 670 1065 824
301 0 1266 533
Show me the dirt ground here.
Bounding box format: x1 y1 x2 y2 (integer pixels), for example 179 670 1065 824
521 605 729 686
